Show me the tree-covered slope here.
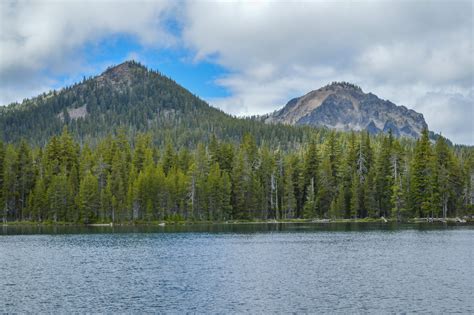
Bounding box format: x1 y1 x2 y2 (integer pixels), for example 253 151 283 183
0 61 318 148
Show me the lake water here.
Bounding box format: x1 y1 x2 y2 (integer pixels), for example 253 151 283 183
1 223 473 313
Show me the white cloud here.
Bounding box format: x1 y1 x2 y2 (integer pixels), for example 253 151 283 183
414 91 474 145
1 0 472 144
0 0 176 104
182 0 473 144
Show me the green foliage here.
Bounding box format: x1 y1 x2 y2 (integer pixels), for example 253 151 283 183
1 123 473 223
410 128 434 217
77 171 100 223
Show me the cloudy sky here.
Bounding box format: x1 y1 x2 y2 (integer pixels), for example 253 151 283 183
1 0 473 144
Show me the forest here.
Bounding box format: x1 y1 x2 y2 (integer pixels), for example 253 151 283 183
1 126 472 224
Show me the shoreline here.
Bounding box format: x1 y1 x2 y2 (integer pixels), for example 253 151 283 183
2 217 472 227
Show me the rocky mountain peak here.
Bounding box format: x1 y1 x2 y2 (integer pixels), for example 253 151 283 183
266 82 428 139
96 60 146 86
104 60 144 73
324 81 363 93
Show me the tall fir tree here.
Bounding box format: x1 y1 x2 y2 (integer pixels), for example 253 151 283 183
410 128 434 217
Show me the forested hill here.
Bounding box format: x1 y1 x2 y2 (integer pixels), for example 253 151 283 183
0 61 316 147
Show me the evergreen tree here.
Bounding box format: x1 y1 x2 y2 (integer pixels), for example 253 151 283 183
0 141 4 220
303 177 317 218
231 149 247 219
410 128 434 217
16 141 34 219
3 145 18 222
330 184 346 219
47 173 73 222
303 139 319 208
350 172 361 218
207 163 232 221
28 178 47 221
375 133 393 217
77 171 100 223
432 136 450 218
391 176 405 221
282 156 297 219
317 154 335 217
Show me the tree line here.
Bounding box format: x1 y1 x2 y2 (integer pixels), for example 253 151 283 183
1 127 472 223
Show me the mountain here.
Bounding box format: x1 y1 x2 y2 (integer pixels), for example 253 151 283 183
265 82 428 139
0 61 221 144
0 61 311 147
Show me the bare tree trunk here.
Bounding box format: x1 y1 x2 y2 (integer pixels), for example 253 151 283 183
191 176 195 215
275 180 279 220
443 197 448 219
3 200 7 224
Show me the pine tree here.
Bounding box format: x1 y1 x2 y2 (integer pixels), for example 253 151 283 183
133 133 153 174
375 133 393 217
77 171 100 223
432 136 450 218
290 155 305 218
350 172 361 218
303 139 319 208
330 184 346 219
259 146 276 219
3 145 18 222
209 134 220 165
16 141 34 219
207 163 226 221
100 182 114 222
389 139 405 220
0 141 4 221
317 155 334 217
338 132 363 218
303 177 317 218
44 136 61 176
47 173 73 222
282 156 297 219
364 168 377 218
391 176 405 221
162 141 176 176
231 149 248 219
410 128 433 217
28 178 47 221
446 153 464 218
220 170 232 220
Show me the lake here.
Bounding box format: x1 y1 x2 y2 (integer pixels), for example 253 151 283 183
1 223 472 313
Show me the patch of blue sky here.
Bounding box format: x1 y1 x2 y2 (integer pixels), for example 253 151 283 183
51 34 231 100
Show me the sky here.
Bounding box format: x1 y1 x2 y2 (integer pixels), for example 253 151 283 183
0 0 473 145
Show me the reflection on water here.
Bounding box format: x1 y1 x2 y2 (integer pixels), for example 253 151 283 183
1 221 471 235
1 223 472 313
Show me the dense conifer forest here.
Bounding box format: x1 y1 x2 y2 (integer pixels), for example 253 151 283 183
1 127 472 223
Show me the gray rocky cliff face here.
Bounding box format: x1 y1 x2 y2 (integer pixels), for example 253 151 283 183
266 82 427 138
